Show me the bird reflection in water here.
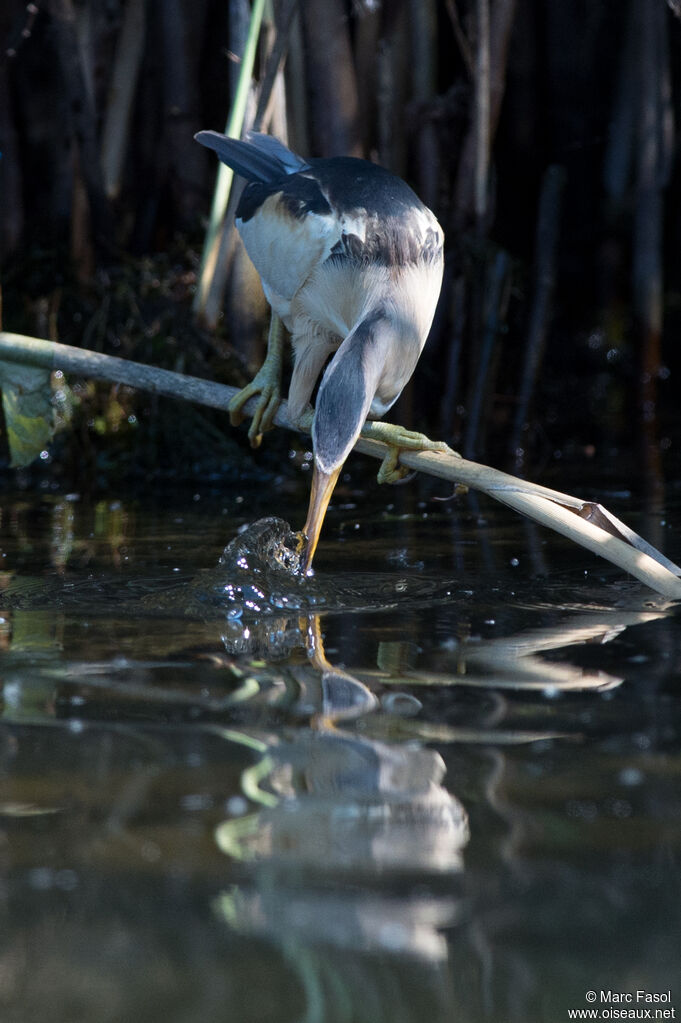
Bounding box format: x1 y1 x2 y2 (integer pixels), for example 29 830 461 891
211 589 665 1018
215 610 469 976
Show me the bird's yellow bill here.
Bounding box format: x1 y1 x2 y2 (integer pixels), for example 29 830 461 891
301 463 342 572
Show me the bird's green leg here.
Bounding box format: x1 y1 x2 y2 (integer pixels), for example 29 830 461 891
360 421 457 484
228 313 285 448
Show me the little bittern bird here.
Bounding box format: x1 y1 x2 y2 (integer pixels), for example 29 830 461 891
195 130 446 571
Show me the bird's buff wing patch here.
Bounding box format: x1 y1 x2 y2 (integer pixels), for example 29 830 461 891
237 193 340 317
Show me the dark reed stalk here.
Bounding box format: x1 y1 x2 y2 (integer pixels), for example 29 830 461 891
284 6 310 155
603 0 638 206
376 3 409 175
463 249 511 459
0 13 23 257
633 0 672 509
300 0 361 157
444 0 474 77
473 0 490 232
508 164 566 469
410 0 439 210
252 0 298 133
100 0 146 200
452 0 517 231
439 275 467 441
354 2 381 156
159 0 209 229
47 0 115 260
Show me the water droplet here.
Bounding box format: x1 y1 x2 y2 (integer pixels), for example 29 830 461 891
56 869 79 891
141 841 161 862
225 796 249 816
28 868 54 890
181 793 214 811
618 766 644 786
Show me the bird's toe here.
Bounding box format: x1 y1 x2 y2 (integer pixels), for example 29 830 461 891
361 422 459 485
227 373 281 449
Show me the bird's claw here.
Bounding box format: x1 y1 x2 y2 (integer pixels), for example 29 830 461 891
377 450 415 485
360 422 456 485
228 371 281 449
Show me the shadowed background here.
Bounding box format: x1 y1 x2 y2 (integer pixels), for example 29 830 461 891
1 0 679 490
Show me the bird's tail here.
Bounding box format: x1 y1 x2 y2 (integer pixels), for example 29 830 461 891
194 130 308 182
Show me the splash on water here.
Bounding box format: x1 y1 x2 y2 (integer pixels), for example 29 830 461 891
193 516 467 621
211 517 310 618
220 517 305 577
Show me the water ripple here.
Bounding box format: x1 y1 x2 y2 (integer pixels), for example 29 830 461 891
189 517 462 618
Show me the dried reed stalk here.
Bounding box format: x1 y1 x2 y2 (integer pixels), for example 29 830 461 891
1 330 680 597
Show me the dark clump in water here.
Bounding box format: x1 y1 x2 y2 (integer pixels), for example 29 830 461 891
194 517 311 618
220 517 305 576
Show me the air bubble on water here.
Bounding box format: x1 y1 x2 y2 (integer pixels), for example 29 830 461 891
382 692 422 717
28 868 54 891
56 869 79 891
618 766 644 786
226 795 249 816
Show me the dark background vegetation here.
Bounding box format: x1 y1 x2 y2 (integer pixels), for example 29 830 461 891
1 0 679 492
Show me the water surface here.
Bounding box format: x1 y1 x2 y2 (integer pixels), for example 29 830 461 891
1 471 680 1022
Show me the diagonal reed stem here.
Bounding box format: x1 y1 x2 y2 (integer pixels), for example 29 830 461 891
1 329 680 598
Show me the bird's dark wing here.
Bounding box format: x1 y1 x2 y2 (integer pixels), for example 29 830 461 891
194 130 309 183
244 132 310 175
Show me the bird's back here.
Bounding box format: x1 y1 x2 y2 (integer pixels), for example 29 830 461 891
237 156 441 265
238 158 441 324
196 129 443 338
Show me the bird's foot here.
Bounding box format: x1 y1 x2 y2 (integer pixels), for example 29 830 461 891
228 367 281 448
228 313 285 448
360 421 458 484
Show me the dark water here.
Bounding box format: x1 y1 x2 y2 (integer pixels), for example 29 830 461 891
1 470 680 1022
